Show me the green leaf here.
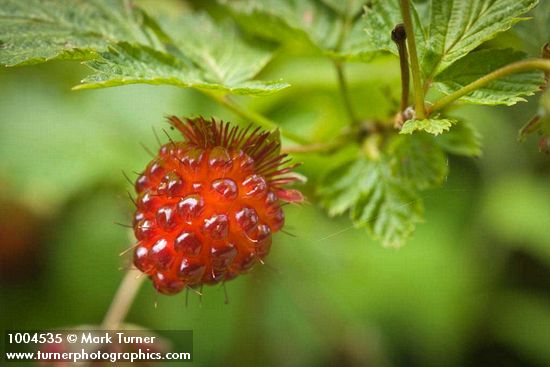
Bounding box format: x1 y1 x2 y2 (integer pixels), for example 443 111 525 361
357 0 425 57
436 121 482 157
1 2 286 95
434 49 545 106
389 134 448 190
0 0 150 66
351 165 423 248
335 16 378 61
319 0 386 61
220 0 339 51
74 42 288 95
170 14 285 89
400 118 456 136
422 0 539 78
318 159 367 217
319 158 423 248
220 0 403 61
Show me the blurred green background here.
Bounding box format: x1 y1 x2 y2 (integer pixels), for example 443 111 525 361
1 3 550 367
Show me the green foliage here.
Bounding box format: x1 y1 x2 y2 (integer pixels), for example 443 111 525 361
0 0 149 66
350 162 423 248
171 14 284 90
389 135 448 190
319 132 453 247
434 49 545 106
319 157 423 248
393 0 544 165
420 0 539 79
359 0 424 58
219 0 425 62
313 0 539 251
436 121 482 157
339 0 413 61
0 0 547 248
219 0 340 52
75 42 287 94
401 118 456 136
219 0 396 61
0 0 284 94
2 4 550 365
74 42 203 90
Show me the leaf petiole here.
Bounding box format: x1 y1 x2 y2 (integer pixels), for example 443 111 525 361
429 58 550 114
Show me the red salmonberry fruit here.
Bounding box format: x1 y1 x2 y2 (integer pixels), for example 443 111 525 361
132 116 303 295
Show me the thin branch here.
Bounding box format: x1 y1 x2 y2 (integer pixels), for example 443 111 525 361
334 61 359 125
203 91 310 145
399 0 425 119
331 1 359 126
429 59 550 114
102 269 145 330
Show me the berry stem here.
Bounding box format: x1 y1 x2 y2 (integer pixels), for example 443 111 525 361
102 269 145 330
429 58 550 114
399 0 426 119
203 91 310 145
